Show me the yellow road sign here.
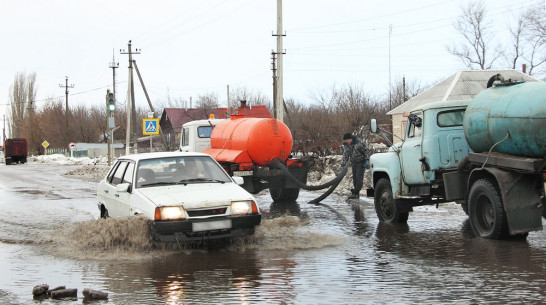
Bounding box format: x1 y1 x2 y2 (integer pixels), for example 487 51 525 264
143 118 160 135
42 141 49 148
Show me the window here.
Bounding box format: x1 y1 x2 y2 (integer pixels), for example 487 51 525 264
182 128 190 147
106 162 120 183
197 126 214 138
111 162 128 185
122 162 135 184
407 113 423 138
437 109 465 127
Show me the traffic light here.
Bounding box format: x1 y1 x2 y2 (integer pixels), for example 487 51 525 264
106 91 115 112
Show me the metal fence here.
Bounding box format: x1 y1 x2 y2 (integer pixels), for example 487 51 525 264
45 148 88 158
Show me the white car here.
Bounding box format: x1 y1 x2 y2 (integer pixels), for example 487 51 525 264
97 152 261 242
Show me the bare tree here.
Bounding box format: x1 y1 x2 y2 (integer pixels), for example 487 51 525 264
8 72 37 138
521 8 546 75
195 91 219 109
388 76 428 109
447 1 503 69
229 87 272 111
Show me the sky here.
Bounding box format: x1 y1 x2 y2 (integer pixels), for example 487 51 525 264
1 0 544 138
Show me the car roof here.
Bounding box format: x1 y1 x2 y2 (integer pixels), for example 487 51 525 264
411 99 471 112
117 151 211 162
181 119 224 127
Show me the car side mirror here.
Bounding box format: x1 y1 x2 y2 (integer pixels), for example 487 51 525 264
370 119 377 133
116 183 131 193
232 176 244 185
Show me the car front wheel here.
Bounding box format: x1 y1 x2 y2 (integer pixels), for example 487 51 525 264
374 178 408 223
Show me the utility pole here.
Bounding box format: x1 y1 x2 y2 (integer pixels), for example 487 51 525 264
133 60 169 150
389 24 392 110
108 54 119 165
272 0 285 122
2 115 6 146
271 51 277 119
120 40 140 154
226 85 230 114
59 76 74 146
28 100 35 155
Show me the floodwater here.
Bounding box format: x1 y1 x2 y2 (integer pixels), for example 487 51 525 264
1 163 545 304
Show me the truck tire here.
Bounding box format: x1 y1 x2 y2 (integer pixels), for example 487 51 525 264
374 178 408 223
468 178 508 239
269 180 300 202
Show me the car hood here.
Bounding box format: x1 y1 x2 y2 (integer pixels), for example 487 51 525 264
136 183 254 209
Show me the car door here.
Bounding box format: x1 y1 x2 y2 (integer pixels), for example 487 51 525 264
400 112 427 185
120 162 135 216
103 161 130 217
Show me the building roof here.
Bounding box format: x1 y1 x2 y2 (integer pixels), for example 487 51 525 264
160 105 272 133
387 69 539 115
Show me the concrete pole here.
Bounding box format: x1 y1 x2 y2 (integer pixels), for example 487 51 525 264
275 0 284 122
227 85 230 113
121 40 140 155
125 68 131 156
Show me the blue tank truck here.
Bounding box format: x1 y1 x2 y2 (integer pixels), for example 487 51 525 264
368 75 546 239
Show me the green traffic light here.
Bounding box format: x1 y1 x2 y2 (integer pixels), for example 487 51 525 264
107 92 115 111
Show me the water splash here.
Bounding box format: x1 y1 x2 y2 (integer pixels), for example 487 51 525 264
46 215 344 259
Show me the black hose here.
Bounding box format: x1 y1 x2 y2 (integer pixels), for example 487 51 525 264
308 172 346 204
270 160 349 191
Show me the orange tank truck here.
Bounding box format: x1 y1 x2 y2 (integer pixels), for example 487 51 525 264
204 114 311 202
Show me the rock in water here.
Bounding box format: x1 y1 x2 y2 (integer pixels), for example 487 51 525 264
50 288 77 299
47 286 66 294
32 284 49 296
83 288 109 300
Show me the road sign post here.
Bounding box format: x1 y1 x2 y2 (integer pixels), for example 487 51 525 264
68 142 76 158
143 118 159 153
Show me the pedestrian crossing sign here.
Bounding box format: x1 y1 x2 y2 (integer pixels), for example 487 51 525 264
143 118 160 135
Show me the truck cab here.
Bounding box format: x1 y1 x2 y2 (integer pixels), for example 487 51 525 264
369 100 471 222
179 119 224 152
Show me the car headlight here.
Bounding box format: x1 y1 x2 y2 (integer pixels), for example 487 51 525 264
231 200 259 216
155 206 186 221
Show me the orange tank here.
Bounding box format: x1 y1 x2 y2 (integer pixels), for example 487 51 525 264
204 115 293 166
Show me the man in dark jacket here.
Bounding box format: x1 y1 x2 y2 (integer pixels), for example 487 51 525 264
341 133 370 199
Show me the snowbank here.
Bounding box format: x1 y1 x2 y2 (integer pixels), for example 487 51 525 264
29 154 107 165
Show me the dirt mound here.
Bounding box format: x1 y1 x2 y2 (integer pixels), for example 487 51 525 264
64 165 110 182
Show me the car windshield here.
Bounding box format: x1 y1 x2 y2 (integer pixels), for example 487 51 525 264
135 156 232 188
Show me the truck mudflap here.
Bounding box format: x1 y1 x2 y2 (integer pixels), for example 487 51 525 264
470 167 543 235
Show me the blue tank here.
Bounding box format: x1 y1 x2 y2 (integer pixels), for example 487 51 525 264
464 81 546 158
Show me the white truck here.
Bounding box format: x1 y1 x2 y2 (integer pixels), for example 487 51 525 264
179 118 223 152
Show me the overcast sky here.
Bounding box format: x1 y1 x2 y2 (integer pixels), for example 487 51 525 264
0 0 543 130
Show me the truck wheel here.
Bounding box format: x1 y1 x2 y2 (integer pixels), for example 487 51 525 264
374 178 408 223
269 180 299 202
468 178 508 239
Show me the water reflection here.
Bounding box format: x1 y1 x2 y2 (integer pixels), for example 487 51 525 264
349 200 374 237
371 219 546 304
269 200 302 218
95 250 263 304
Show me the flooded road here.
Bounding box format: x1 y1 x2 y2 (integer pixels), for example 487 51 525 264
1 163 545 304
